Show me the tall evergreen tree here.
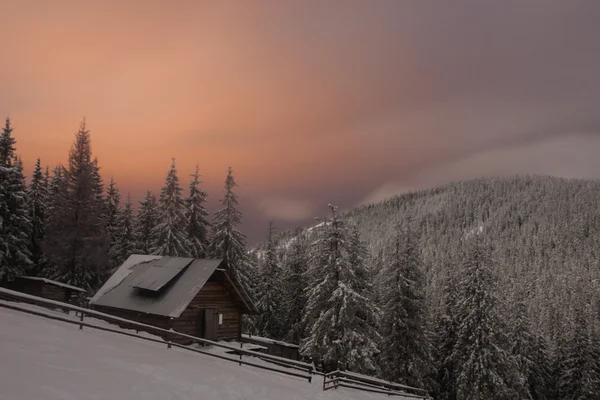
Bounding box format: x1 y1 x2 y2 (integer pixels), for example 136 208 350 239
27 158 49 273
210 167 255 298
151 159 191 257
510 290 550 399
282 233 309 344
109 194 137 270
256 221 284 338
44 119 109 291
136 191 159 254
558 304 600 399
378 221 433 388
185 165 210 257
452 233 524 399
0 117 33 282
105 178 121 250
434 262 461 400
301 205 380 374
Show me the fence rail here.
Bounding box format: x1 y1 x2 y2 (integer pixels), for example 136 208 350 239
323 370 431 399
0 288 314 382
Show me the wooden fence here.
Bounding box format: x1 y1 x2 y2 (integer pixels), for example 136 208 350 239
0 288 315 382
323 369 431 399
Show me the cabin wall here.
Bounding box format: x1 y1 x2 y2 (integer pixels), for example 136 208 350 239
40 285 69 303
173 280 242 340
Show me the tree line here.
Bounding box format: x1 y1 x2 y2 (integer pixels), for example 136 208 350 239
0 118 254 297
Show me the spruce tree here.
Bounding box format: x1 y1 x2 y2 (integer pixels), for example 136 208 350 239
109 194 137 270
256 221 284 338
210 167 255 298
136 191 159 254
301 205 380 374
151 159 191 257
105 177 121 254
558 304 600 399
282 233 309 344
185 165 210 257
452 233 524 399
378 221 432 388
0 117 33 282
434 263 461 400
27 158 49 273
44 119 109 291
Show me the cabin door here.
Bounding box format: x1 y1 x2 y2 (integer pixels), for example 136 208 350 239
204 308 219 340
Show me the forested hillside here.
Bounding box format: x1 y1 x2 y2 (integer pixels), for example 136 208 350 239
253 176 600 398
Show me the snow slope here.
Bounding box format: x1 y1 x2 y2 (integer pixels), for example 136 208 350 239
0 306 404 400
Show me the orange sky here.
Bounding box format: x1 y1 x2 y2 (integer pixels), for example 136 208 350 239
3 1 600 242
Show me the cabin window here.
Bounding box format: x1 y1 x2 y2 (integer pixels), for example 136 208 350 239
218 313 223 325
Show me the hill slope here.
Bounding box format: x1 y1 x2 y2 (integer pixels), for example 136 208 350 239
267 175 600 340
0 305 395 400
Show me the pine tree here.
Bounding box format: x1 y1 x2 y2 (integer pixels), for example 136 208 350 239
282 234 309 344
136 191 159 254
44 119 109 291
558 304 600 399
510 290 549 399
185 165 210 257
301 205 380 374
109 194 137 270
0 117 33 282
378 221 432 388
434 263 461 400
151 159 191 257
105 177 121 254
210 167 255 298
27 158 49 273
452 233 524 399
256 221 284 338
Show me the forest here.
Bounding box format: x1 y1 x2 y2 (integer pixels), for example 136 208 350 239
2 117 600 399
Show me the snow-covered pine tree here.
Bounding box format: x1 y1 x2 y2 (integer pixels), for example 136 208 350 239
209 167 256 299
452 232 525 399
378 220 433 388
185 165 210 257
0 117 33 282
105 177 121 266
44 119 109 291
558 302 600 399
136 191 159 254
109 194 137 271
510 289 549 399
256 221 284 339
301 205 380 374
282 233 309 344
151 159 191 257
434 261 461 400
27 158 49 273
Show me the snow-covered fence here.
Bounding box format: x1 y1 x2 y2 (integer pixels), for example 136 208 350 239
0 288 315 382
323 369 430 399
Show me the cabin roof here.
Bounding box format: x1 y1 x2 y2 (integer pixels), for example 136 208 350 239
90 255 256 317
17 276 87 293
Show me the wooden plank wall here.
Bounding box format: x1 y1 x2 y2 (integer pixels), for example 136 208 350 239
92 305 172 331
175 280 241 340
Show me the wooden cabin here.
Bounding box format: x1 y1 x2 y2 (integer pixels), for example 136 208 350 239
4 276 86 303
89 255 256 342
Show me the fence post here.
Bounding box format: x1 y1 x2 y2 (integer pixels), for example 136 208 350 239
239 341 243 366
79 311 84 330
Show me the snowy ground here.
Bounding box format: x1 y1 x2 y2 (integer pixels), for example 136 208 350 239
0 305 408 400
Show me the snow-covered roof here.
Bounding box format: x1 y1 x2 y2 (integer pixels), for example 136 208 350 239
90 255 256 317
18 276 86 293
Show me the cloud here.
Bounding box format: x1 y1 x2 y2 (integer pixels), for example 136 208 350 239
257 197 317 221
360 132 600 206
